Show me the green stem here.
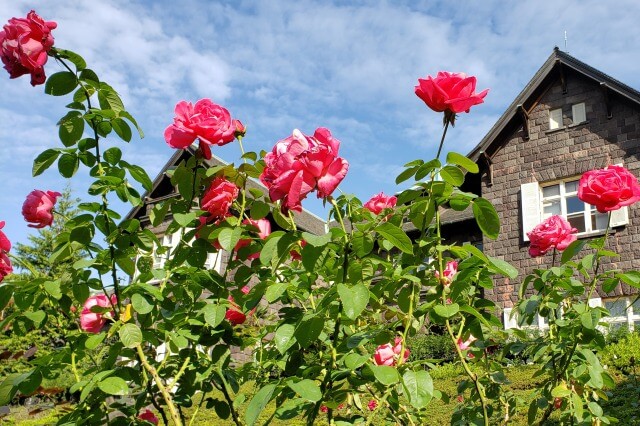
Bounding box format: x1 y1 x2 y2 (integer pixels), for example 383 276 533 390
217 369 244 426
136 345 182 426
435 120 450 161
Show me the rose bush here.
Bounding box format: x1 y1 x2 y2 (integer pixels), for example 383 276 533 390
1 9 639 426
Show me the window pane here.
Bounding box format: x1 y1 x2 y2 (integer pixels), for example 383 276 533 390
566 196 583 214
567 214 586 233
591 212 608 231
543 185 560 198
543 200 561 217
565 180 579 193
632 297 640 314
605 298 627 317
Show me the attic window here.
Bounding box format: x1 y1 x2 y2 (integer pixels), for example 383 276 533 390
572 103 586 124
549 108 563 130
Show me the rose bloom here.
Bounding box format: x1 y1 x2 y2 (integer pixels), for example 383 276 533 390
415 72 488 124
527 215 578 257
578 165 640 213
164 99 237 159
435 260 458 285
0 221 11 253
201 177 239 220
80 294 117 334
367 399 378 411
260 128 348 212
226 286 253 325
0 11 57 86
457 335 477 351
364 192 397 215
0 251 12 284
234 119 246 138
235 218 271 260
374 337 410 366
138 409 159 425
22 189 61 228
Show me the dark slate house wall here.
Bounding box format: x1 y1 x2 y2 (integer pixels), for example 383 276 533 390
480 70 640 310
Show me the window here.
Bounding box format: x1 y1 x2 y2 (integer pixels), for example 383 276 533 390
549 108 563 130
572 103 586 124
521 174 629 241
503 307 547 330
541 178 608 234
602 296 640 331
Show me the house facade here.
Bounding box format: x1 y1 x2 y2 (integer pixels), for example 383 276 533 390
461 48 640 330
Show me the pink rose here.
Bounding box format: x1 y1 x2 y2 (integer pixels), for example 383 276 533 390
164 99 237 160
22 189 61 228
364 192 397 215
235 218 271 260
0 11 57 86
0 251 12 284
260 128 348 212
0 221 11 252
373 337 410 366
367 399 378 411
527 215 578 257
138 409 159 425
435 260 458 285
320 405 328 413
234 119 246 138
201 177 239 220
226 286 253 325
578 165 640 213
457 335 477 351
290 239 307 261
415 72 488 123
80 294 117 334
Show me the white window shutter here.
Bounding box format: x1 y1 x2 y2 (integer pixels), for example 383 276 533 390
572 103 586 124
503 308 519 330
549 108 563 129
610 206 629 227
588 298 602 308
521 182 541 241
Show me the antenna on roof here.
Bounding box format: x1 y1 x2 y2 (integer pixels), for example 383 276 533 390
564 31 568 51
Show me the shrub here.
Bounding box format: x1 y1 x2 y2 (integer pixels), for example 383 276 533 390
407 332 455 364
601 331 640 373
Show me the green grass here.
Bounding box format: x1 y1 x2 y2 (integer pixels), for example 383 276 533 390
3 365 639 425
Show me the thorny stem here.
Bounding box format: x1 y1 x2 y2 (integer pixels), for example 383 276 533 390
167 356 191 389
136 345 182 426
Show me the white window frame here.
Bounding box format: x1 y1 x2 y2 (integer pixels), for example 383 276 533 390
602 296 640 331
153 231 180 269
540 177 609 236
549 108 563 130
503 307 547 330
572 103 586 125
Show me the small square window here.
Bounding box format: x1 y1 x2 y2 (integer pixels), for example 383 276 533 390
549 108 563 130
572 103 586 124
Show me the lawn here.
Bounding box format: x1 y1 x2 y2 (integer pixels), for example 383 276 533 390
3 364 639 425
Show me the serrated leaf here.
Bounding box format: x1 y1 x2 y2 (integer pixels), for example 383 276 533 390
337 283 369 320
32 149 60 177
97 377 129 396
395 166 418 184
202 303 227 328
287 379 321 402
246 384 277 426
131 293 153 314
294 315 324 348
472 197 500 240
446 152 479 173
274 323 295 354
58 112 84 147
103 147 122 165
371 365 399 386
58 153 79 178
218 227 243 252
439 165 464 186
44 71 77 96
402 370 433 408
376 222 413 254
112 118 132 142
85 332 106 350
43 281 62 300
118 323 142 348
434 303 459 318
301 231 331 247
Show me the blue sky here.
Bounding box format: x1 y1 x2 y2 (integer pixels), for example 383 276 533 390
2 0 640 248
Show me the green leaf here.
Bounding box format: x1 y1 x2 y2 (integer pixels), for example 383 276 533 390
98 83 125 112
115 255 136 277
103 147 122 165
301 231 331 247
527 399 539 425
119 111 144 138
33 149 60 177
23 310 46 327
618 271 640 288
112 118 132 142
439 165 464 186
472 197 500 240
344 353 369 370
287 379 321 402
44 71 78 96
97 377 129 396
123 163 153 192
352 231 374 257
294 315 324 348
246 384 277 426
58 112 84 147
560 240 587 264
249 200 270 220
119 323 142 348
131 293 153 314
56 49 86 70
218 227 243 252
79 68 99 84
395 166 418 184
337 283 369 320
43 281 62 300
265 282 289 303
371 365 400 386
58 153 79 178
434 303 459 318
376 222 413 254
446 152 479 173
402 370 433 408
488 257 518 279
274 323 295 354
202 303 227 328
85 332 106 350
551 383 572 398
173 212 196 227
260 232 284 266
415 159 441 181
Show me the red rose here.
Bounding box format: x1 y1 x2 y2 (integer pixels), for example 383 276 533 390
367 399 378 411
260 128 348 212
22 189 61 228
0 251 12 283
235 218 272 260
138 409 159 425
527 215 577 257
374 337 409 366
164 99 237 159
233 119 246 138
0 221 11 252
578 165 640 213
415 71 488 123
364 192 397 215
0 11 57 86
201 177 239 220
226 286 253 325
80 294 117 334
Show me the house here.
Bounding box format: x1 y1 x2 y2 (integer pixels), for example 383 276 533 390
452 47 640 330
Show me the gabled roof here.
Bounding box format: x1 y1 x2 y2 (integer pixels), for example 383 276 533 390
467 47 640 162
124 147 328 235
